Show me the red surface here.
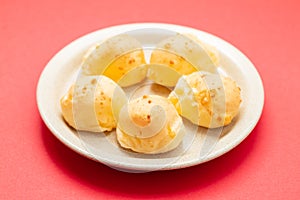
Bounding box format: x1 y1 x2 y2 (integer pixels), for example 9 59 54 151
1 0 300 199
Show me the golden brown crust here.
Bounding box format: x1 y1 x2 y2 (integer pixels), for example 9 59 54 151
169 72 241 128
116 95 184 154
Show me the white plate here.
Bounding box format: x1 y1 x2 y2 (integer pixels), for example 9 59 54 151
37 23 264 173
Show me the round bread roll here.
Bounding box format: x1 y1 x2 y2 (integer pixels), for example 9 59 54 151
81 34 147 87
60 75 127 132
148 34 219 86
117 95 186 154
168 71 241 128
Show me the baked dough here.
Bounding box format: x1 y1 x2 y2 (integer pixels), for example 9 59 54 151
148 34 219 86
168 71 241 128
60 75 127 132
81 34 147 87
116 95 185 154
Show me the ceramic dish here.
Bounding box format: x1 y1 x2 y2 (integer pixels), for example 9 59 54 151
37 23 264 172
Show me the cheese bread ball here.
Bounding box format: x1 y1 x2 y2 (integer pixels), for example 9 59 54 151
81 34 147 87
168 71 241 128
117 95 185 154
148 34 219 86
60 75 127 132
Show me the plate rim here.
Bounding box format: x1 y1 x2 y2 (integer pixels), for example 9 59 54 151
37 23 264 172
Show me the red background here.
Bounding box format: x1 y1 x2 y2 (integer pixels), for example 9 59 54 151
1 0 300 199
